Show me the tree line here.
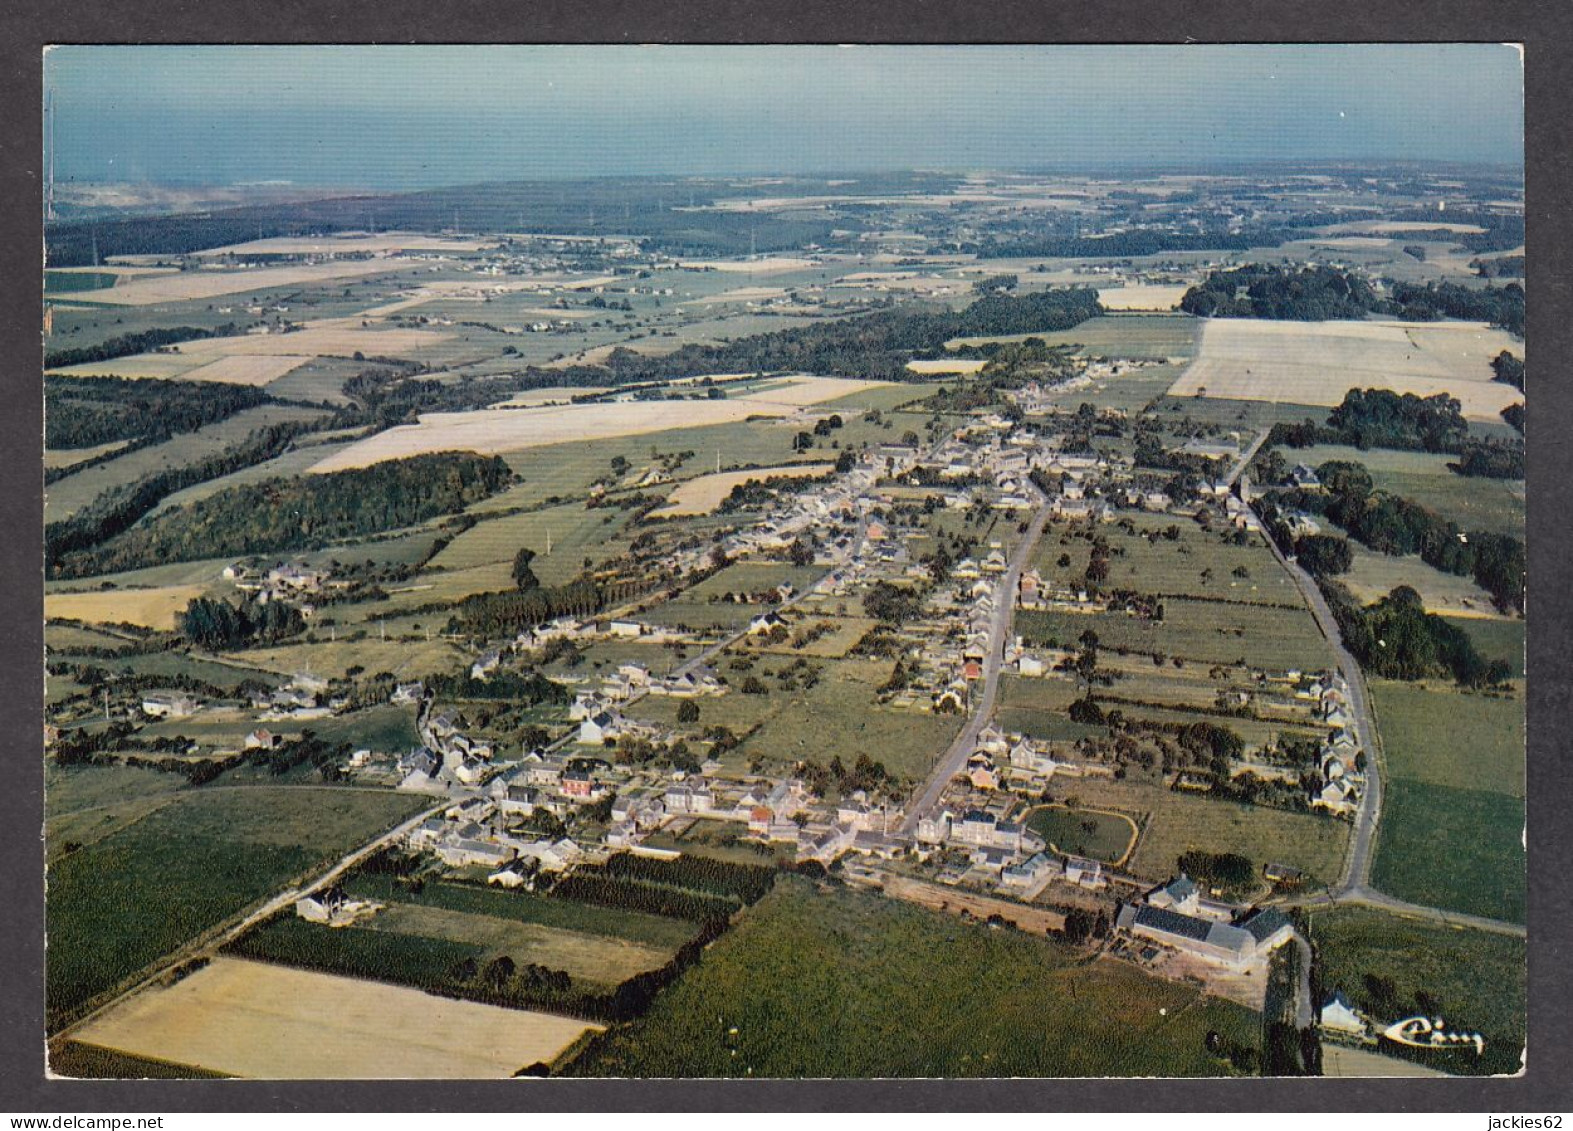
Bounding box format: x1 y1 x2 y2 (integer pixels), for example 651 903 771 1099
44 324 242 370
51 451 513 578
46 375 273 452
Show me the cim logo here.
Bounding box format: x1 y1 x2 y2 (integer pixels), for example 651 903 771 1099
1381 1016 1486 1056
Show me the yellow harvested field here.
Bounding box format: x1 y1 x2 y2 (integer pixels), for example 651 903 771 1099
1096 284 1190 311
71 958 598 1079
1167 319 1524 420
651 462 834 518
905 357 988 375
49 354 198 380
310 376 893 471
173 321 452 361
49 264 179 278
175 354 314 387
46 592 196 637
45 585 207 631
76 260 406 306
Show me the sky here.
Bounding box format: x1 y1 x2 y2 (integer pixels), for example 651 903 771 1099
43 45 1524 189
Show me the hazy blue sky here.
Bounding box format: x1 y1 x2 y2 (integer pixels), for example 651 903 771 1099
44 45 1524 188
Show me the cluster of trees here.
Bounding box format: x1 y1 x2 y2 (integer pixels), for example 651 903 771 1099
43 324 239 370
1453 441 1525 479
797 753 894 797
1386 281 1524 338
441 577 624 637
549 870 742 924
176 595 304 650
245 730 355 780
54 452 513 578
1271 389 1471 454
1176 850 1256 893
46 420 318 572
1490 350 1525 392
599 853 776 905
45 375 272 451
1180 267 1525 338
1325 584 1511 687
424 668 568 706
1180 265 1380 321
1273 459 1524 612
863 579 927 624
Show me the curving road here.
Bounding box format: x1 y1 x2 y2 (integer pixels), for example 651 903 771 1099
902 487 1052 833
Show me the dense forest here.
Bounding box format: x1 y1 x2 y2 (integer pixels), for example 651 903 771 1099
51 452 513 577
177 595 305 650
45 420 320 569
1321 584 1510 687
1180 266 1524 337
1179 265 1380 320
45 375 273 450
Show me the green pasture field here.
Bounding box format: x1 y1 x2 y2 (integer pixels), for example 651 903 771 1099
1307 905 1525 1077
227 635 465 681
44 404 329 523
226 916 483 992
1368 679 1525 923
364 902 676 989
1440 616 1524 679
45 270 119 294
1152 396 1332 431
1018 597 1333 672
1287 444 1524 536
44 763 188 864
1023 805 1137 863
46 786 426 1028
53 648 282 694
343 875 697 951
567 877 1260 1078
146 440 363 517
1059 775 1348 887
427 497 638 584
1032 517 1300 605
1341 546 1500 615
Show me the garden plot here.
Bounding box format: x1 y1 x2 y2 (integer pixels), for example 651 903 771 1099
1167 320 1523 420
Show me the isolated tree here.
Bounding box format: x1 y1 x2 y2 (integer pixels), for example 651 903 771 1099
676 699 701 724
512 547 540 591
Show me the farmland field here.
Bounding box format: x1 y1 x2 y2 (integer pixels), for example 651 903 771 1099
45 786 426 1027
1341 546 1504 618
173 354 314 387
62 259 410 305
45 584 208 631
69 957 597 1079
948 313 1200 360
1368 680 1525 923
1307 906 1524 1077
1095 285 1188 311
1286 444 1524 536
310 377 896 471
1166 320 1523 420
1018 597 1333 671
649 462 833 517
567 877 1261 1077
1057 775 1349 886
